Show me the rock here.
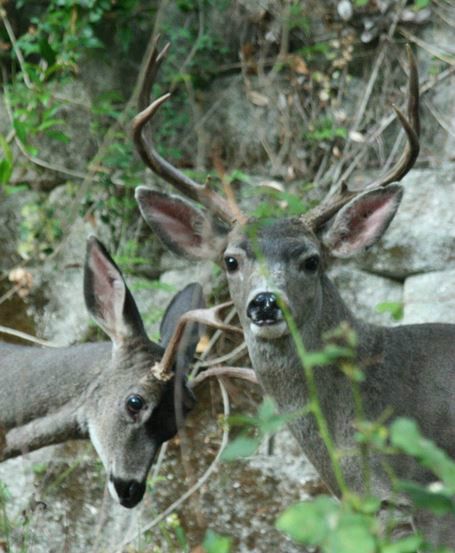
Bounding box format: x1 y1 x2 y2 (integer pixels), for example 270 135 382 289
402 269 455 325
329 262 403 326
358 167 455 278
205 74 281 170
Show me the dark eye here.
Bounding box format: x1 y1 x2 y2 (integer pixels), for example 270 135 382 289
224 256 239 273
126 394 145 417
301 255 319 272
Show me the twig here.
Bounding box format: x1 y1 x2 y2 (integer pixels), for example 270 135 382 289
424 97 455 138
191 306 238 378
115 378 230 551
329 63 455 187
0 9 32 89
0 325 59 348
400 29 455 63
0 284 19 305
198 341 248 368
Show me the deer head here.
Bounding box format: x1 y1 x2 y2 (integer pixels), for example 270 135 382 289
83 236 202 507
133 41 419 343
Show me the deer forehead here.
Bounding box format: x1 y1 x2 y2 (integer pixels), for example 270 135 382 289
226 217 321 262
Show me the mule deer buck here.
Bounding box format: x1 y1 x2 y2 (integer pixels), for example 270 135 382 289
133 41 455 544
0 236 208 508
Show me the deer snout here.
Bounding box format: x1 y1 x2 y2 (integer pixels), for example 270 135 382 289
110 476 146 508
247 292 283 325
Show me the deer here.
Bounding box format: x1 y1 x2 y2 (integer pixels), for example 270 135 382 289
132 40 455 545
0 236 212 509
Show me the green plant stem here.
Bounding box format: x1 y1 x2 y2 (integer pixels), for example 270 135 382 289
347 364 372 496
282 304 348 497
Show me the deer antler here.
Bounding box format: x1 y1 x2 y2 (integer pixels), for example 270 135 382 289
150 302 243 381
305 45 420 231
190 366 258 388
132 38 238 225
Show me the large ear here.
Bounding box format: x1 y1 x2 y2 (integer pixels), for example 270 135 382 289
322 184 403 258
160 283 205 372
84 236 146 347
135 187 227 260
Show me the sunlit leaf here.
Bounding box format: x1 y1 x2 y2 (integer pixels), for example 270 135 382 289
395 480 455 516
390 418 455 491
382 534 423 553
202 529 232 553
221 435 260 461
276 497 339 545
326 512 376 553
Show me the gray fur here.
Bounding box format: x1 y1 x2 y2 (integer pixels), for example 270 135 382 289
137 186 455 545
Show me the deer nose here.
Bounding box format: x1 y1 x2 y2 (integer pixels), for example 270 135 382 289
247 292 282 325
111 477 146 508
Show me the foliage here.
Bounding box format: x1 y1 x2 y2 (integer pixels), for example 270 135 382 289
375 302 404 322
223 321 455 551
221 396 303 461
202 529 232 553
276 416 455 552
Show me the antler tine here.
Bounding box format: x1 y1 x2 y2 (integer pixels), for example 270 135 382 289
138 39 170 112
190 366 258 388
364 44 420 189
132 41 237 225
150 302 243 381
305 45 420 232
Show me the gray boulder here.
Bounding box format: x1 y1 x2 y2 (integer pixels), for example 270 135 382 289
358 167 455 278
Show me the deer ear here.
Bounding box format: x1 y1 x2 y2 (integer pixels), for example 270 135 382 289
160 283 205 372
84 236 146 347
322 184 403 258
135 187 227 260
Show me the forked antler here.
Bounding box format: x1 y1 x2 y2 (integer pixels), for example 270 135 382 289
304 44 420 231
150 302 243 381
132 37 237 224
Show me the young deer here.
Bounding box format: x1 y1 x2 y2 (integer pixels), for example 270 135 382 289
133 42 455 544
0 237 204 508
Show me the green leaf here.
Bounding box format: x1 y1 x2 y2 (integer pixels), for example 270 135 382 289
395 480 455 516
382 534 423 553
44 130 70 143
37 118 65 132
276 497 339 545
13 119 28 144
202 529 232 553
375 302 404 321
390 418 455 491
413 0 430 10
325 513 375 553
221 435 260 461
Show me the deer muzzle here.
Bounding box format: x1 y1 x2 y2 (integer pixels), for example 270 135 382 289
110 476 146 509
247 292 282 325
245 290 290 339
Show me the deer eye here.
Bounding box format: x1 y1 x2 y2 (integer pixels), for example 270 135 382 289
126 394 145 417
301 255 319 273
224 256 239 273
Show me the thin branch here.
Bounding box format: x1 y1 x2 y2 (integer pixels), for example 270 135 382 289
198 341 248 368
0 284 19 305
0 9 32 89
400 29 455 63
327 63 455 188
0 325 59 348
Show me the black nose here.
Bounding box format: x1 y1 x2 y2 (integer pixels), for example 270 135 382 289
247 292 281 325
112 477 146 508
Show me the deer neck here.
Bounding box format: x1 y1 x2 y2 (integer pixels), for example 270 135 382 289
0 342 110 433
243 273 379 427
